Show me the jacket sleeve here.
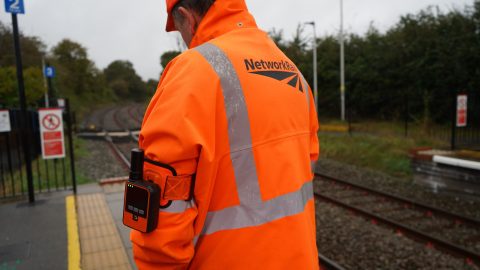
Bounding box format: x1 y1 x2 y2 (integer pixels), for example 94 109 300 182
130 51 217 269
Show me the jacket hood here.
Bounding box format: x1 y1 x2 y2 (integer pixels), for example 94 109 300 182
189 0 258 48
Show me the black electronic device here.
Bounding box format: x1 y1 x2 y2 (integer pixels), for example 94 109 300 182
123 148 160 233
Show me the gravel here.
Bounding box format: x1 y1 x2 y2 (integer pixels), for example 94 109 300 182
76 103 145 181
317 177 480 254
315 199 479 270
315 158 480 269
75 139 128 181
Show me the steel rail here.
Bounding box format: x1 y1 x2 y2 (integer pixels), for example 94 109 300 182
315 172 480 227
127 105 143 126
318 253 345 270
314 174 480 265
112 106 128 132
104 106 139 167
105 134 130 170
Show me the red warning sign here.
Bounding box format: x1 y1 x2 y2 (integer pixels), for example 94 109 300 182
456 94 467 127
42 114 61 130
39 108 65 159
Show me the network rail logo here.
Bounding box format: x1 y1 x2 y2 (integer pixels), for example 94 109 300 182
244 59 304 92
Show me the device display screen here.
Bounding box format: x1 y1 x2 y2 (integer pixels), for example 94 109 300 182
125 184 148 218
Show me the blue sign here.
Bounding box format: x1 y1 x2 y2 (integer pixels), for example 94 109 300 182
4 0 25 14
44 67 55 78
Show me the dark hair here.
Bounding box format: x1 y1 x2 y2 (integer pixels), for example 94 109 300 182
172 0 215 22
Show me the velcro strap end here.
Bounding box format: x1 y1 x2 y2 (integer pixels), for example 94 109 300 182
163 175 193 201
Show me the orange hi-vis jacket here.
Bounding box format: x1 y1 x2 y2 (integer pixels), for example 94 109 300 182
131 0 320 269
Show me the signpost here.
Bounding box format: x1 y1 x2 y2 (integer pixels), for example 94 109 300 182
39 108 66 159
4 0 35 202
44 65 57 107
456 94 467 127
0 110 11 132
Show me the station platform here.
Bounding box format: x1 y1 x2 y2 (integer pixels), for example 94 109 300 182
0 180 136 270
410 148 480 200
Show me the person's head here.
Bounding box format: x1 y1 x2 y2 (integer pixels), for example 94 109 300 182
166 0 216 46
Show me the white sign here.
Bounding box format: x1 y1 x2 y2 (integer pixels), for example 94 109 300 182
456 94 467 127
0 110 11 132
39 108 65 159
57 98 65 109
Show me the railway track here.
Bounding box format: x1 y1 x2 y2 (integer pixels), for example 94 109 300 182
99 105 142 173
314 172 480 266
79 104 145 132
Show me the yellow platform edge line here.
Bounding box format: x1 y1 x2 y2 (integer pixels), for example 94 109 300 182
66 195 82 270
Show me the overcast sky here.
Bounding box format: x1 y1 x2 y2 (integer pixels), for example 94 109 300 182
0 0 474 81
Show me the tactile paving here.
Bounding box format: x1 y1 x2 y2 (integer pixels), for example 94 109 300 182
76 193 132 270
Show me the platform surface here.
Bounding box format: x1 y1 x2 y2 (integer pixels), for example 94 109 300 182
0 191 69 270
0 182 137 270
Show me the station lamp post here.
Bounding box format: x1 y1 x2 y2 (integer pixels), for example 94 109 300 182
304 21 318 114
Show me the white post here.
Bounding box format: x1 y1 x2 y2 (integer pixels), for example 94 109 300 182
312 23 318 113
340 0 346 121
304 22 318 113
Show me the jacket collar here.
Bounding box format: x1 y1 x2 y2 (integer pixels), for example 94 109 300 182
189 0 258 48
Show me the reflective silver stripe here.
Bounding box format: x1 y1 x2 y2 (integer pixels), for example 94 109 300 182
160 199 195 214
193 235 199 247
195 43 262 205
302 74 315 174
202 181 313 235
195 43 314 237
300 73 310 112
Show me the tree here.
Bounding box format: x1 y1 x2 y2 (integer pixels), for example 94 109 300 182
160 51 181 69
50 39 113 109
267 3 480 125
104 60 148 101
0 21 46 69
0 21 47 107
146 79 159 97
0 67 46 107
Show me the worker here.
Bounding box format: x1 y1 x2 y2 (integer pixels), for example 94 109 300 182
130 0 320 269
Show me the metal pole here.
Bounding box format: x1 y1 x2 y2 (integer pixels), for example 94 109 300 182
6 134 15 196
304 22 318 113
12 13 35 203
340 0 346 121
404 93 409 137
46 64 56 107
65 99 77 194
451 92 457 150
312 23 318 113
42 58 49 107
54 159 58 190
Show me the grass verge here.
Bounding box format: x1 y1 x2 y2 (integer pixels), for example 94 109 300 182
319 121 449 178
